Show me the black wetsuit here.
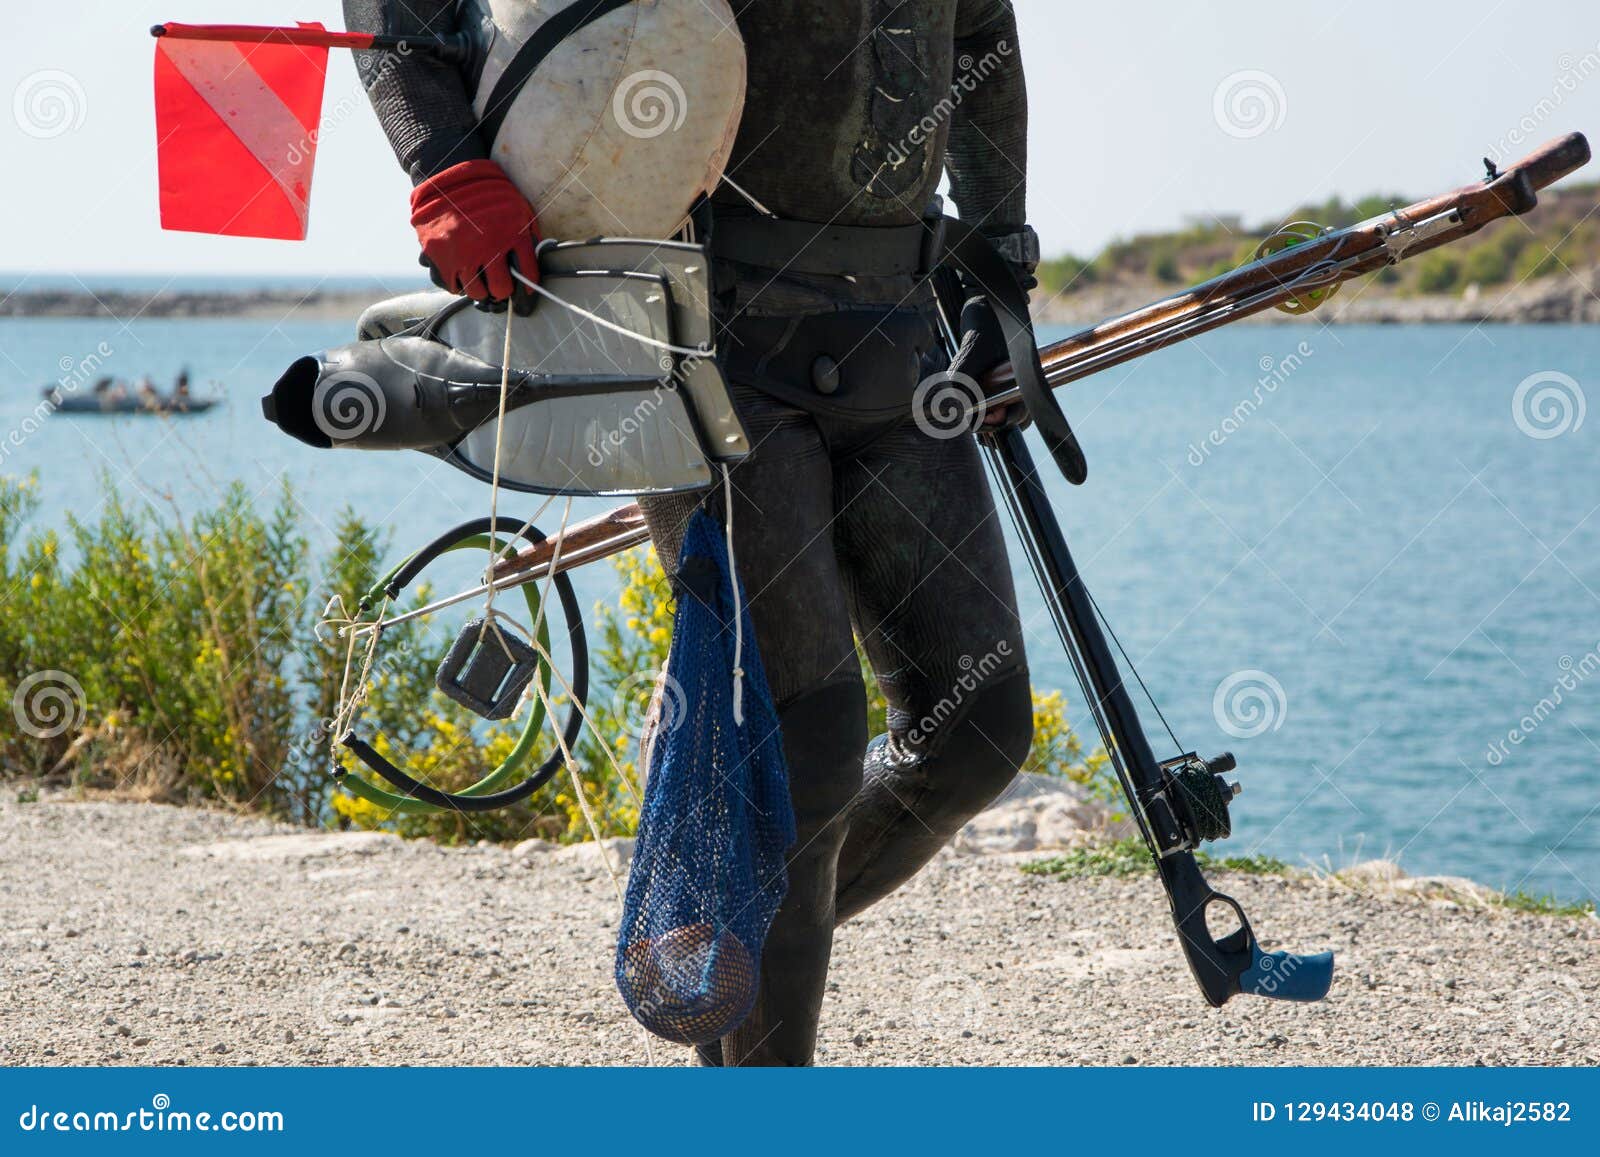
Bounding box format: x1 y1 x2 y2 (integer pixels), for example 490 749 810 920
348 0 1038 1066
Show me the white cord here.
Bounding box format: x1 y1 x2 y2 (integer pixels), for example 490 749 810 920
510 268 708 358
719 173 777 218
478 309 517 625
722 464 745 727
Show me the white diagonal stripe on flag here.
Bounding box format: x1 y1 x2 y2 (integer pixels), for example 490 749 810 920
159 39 314 232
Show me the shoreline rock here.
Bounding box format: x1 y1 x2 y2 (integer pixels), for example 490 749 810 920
1032 265 1600 327
954 772 1130 855
0 288 405 323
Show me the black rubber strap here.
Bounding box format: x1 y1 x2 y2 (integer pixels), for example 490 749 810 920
943 218 1088 485
341 551 587 811
710 215 934 278
380 516 533 600
475 0 637 149
342 517 589 813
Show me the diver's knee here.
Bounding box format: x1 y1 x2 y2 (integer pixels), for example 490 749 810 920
921 668 1034 810
970 669 1035 773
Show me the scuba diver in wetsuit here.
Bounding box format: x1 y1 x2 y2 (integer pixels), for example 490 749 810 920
347 0 1041 1066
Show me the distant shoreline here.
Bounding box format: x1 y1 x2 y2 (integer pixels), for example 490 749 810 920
2 268 1596 325
1033 264 1600 326
0 288 398 324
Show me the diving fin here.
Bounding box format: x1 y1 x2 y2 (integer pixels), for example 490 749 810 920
263 242 751 498
1240 945 1336 1003
262 327 661 452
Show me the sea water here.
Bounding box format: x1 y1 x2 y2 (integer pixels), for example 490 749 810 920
0 315 1595 903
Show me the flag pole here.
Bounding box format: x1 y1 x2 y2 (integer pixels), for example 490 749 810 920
150 22 470 64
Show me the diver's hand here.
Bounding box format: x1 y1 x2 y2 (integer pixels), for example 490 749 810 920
410 159 541 306
949 295 1027 430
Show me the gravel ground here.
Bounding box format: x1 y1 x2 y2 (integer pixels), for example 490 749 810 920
1 797 1594 1067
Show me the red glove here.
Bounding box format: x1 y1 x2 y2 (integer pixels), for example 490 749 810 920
409 159 540 303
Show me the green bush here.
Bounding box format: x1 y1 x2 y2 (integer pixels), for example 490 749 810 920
0 473 321 819
1461 243 1511 286
2 475 1114 843
1035 182 1597 295
1491 223 1529 262
1035 254 1097 294
1513 242 1561 281
1151 247 1182 284
1414 252 1463 294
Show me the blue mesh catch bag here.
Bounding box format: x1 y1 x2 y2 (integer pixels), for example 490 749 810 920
614 510 796 1044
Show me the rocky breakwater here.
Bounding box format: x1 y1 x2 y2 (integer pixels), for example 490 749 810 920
0 287 398 322
1033 266 1600 327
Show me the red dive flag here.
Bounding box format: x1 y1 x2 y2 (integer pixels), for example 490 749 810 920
154 23 331 240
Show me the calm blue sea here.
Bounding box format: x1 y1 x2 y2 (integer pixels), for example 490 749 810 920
1 311 1596 903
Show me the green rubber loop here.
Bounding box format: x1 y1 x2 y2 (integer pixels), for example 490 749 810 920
337 533 554 817
1253 224 1340 314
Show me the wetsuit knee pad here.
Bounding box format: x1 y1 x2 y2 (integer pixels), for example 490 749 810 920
777 677 869 838
966 667 1035 756
833 670 1034 925
894 668 1035 822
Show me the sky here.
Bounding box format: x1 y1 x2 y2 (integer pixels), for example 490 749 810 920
2 0 1597 279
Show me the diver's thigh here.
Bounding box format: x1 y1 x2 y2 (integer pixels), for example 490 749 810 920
660 389 859 705
835 423 1026 721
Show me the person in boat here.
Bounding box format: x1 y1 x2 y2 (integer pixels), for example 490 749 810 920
348 0 1038 1066
173 369 191 400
